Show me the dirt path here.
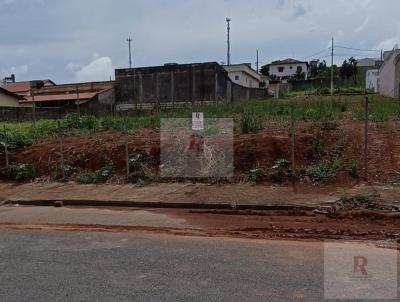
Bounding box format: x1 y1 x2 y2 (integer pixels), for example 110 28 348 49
1 205 399 245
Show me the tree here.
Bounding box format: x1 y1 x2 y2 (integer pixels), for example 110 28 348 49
259 64 270 77
340 57 358 84
348 57 358 85
340 60 349 81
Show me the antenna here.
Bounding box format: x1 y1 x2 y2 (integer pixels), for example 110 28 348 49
226 18 231 66
126 37 133 69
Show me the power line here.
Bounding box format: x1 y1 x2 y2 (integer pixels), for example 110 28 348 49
335 45 380 52
300 47 332 60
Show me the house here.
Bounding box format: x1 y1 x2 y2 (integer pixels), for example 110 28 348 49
223 63 261 88
19 81 115 115
1 79 56 96
357 58 381 87
268 58 309 80
378 49 400 98
0 86 27 107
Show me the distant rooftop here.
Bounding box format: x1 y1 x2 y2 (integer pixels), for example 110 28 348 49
270 58 308 65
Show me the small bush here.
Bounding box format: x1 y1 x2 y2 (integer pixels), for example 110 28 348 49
65 113 81 128
80 115 98 131
305 163 333 183
77 165 114 184
11 164 35 181
243 163 264 182
347 160 358 178
240 113 263 134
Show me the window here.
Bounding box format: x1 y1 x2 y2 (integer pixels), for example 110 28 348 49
278 67 284 72
235 75 239 80
290 66 293 69
297 66 303 73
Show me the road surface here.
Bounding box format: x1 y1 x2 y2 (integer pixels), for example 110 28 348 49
0 230 398 302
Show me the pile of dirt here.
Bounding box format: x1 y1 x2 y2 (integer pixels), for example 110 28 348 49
1 120 400 184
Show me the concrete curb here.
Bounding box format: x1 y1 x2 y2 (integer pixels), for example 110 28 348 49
5 199 317 211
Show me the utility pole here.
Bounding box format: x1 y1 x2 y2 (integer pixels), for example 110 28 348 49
226 18 231 66
126 37 133 69
256 49 259 73
331 37 334 96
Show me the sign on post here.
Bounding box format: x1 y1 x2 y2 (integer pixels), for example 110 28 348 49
192 112 204 131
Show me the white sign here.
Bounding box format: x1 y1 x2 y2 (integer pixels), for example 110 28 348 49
192 112 204 131
116 104 135 112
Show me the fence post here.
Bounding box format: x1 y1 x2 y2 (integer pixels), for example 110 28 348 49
31 89 36 129
290 104 295 174
364 96 369 181
124 123 130 181
58 121 65 179
76 85 80 117
3 125 9 174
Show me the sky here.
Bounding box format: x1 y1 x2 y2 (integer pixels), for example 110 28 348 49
1 0 400 84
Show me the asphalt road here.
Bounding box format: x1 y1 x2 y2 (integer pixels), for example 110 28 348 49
0 230 398 302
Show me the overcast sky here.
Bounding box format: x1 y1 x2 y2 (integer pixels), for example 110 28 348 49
1 0 399 83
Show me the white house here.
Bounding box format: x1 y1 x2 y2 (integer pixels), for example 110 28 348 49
268 58 309 80
378 49 400 98
223 63 261 88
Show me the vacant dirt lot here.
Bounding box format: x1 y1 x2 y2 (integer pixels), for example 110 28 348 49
2 120 400 185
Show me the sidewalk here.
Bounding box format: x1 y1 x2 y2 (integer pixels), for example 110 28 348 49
0 181 397 210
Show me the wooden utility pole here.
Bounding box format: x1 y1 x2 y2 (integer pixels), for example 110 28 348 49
364 96 369 181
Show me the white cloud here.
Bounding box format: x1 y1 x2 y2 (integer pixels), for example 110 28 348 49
375 36 400 51
65 62 81 72
75 57 114 82
354 17 370 33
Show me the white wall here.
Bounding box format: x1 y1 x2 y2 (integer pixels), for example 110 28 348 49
269 63 308 79
366 70 379 92
379 51 400 98
228 71 259 88
0 91 21 107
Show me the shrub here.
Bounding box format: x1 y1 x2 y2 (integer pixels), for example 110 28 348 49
305 163 333 183
240 113 263 134
243 163 264 182
80 115 98 131
347 160 358 178
77 165 114 184
11 164 35 181
65 113 81 128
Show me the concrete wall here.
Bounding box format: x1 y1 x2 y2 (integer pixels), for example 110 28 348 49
0 91 20 107
115 62 268 109
379 51 400 98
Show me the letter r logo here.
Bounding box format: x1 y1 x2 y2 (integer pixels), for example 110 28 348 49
354 256 368 276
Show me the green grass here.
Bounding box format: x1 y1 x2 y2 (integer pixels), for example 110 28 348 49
0 94 399 149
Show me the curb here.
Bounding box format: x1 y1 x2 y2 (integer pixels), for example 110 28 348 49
5 199 317 211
